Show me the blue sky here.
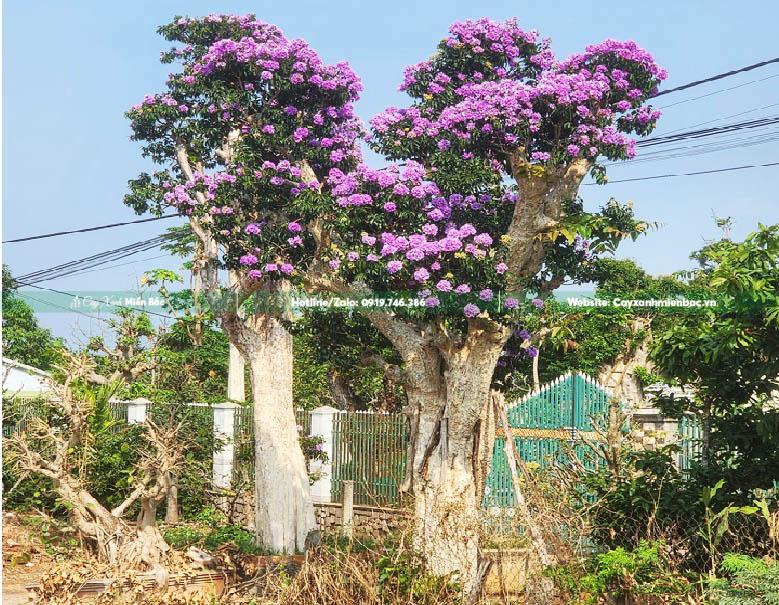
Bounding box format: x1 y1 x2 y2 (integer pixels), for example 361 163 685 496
3 0 779 342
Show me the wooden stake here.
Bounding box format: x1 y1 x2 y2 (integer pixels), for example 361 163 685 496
494 397 555 567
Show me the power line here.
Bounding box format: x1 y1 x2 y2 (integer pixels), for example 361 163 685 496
602 114 779 166
66 253 173 278
17 235 173 284
657 73 779 110
586 161 779 185
3 213 178 244
652 101 779 137
16 228 188 285
623 133 779 166
651 56 779 98
637 115 779 147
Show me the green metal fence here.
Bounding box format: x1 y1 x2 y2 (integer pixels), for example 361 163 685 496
232 407 313 487
678 414 702 473
484 372 611 508
331 411 409 506
110 400 130 423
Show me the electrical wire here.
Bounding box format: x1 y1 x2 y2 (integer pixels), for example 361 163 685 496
16 229 186 283
586 161 779 185
3 213 178 244
650 57 779 98
656 73 779 109
652 102 779 137
16 235 173 284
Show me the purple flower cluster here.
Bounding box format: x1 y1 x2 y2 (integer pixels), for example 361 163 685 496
372 17 666 167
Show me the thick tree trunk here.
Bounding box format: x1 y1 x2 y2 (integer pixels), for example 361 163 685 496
370 316 510 595
57 480 170 568
226 312 316 553
412 341 506 594
124 499 170 567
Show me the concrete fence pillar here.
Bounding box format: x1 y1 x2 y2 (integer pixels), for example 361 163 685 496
631 407 680 451
127 397 150 424
212 402 238 490
309 405 338 503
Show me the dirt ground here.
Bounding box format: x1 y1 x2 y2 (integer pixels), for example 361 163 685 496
2 513 56 604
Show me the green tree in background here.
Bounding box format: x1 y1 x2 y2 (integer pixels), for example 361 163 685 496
652 224 779 493
2 265 64 370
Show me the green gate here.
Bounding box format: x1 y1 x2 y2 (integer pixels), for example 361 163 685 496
331 411 409 506
483 372 613 508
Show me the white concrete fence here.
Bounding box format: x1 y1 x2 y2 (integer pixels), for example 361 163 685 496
122 398 339 502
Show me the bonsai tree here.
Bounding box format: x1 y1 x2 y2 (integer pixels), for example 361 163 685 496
4 354 183 569
125 14 362 552
316 18 665 591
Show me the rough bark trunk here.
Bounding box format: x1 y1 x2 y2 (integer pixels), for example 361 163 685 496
165 477 179 524
125 499 170 567
57 479 170 568
369 316 510 595
224 311 316 553
412 341 506 593
329 372 356 410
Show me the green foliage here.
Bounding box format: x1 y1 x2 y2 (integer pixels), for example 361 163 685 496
203 524 268 554
84 427 146 510
634 365 663 387
376 548 461 605
1 463 60 513
292 328 333 410
549 541 692 605
711 555 779 605
19 515 80 558
163 525 205 550
124 321 233 404
651 224 779 492
192 506 227 528
293 312 403 410
2 265 64 370
583 448 698 548
581 446 775 576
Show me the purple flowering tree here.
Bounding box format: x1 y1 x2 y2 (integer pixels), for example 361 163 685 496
318 19 665 590
125 14 362 553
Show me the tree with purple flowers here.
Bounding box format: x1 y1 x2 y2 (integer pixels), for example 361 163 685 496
125 13 665 590
314 18 665 591
125 14 362 553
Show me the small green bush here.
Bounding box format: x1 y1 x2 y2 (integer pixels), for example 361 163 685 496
376 548 460 605
204 525 266 554
710 554 779 605
163 526 204 550
548 541 693 605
